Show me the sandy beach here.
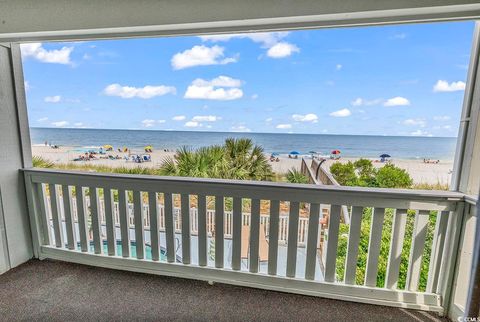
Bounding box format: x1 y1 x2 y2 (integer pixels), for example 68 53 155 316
32 145 454 185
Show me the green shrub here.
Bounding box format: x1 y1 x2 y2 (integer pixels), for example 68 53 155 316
335 208 436 290
330 161 358 186
376 164 413 188
330 159 413 189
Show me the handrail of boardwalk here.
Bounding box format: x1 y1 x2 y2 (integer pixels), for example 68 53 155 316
22 168 466 313
301 158 350 224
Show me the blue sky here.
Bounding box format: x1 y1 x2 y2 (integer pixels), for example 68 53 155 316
22 21 474 137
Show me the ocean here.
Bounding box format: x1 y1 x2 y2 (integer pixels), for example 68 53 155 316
30 128 458 160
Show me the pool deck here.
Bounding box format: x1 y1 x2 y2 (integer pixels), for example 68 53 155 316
0 259 449 321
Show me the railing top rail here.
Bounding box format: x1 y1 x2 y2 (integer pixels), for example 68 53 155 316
22 168 465 209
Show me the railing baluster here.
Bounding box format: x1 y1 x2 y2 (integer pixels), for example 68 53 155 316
324 205 341 283
215 195 224 268
198 195 207 266
75 186 88 252
286 201 300 278
164 192 175 263
37 183 51 246
181 193 191 264
62 185 75 250
268 200 280 275
104 188 115 256
118 189 130 257
49 184 63 248
426 211 449 293
406 210 430 291
365 207 386 287
90 187 101 254
133 191 144 259
305 203 320 280
231 197 242 270
249 199 261 273
344 206 363 284
149 192 160 261
385 209 408 289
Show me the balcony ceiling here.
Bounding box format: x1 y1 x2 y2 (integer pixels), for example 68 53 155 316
1 0 480 42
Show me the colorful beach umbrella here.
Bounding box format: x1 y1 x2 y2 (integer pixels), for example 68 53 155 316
331 150 341 154
103 144 113 151
289 151 300 155
380 154 391 158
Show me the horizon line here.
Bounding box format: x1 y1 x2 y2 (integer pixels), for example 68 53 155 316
29 126 458 139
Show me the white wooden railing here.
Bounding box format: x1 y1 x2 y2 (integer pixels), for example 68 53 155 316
23 168 465 313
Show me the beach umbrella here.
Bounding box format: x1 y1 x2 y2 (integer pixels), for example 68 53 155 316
380 154 391 158
308 150 317 154
145 145 153 152
331 150 341 154
271 152 279 156
103 144 113 151
289 151 300 155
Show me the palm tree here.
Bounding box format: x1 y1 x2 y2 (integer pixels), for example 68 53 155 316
157 138 273 181
32 156 54 168
286 168 309 184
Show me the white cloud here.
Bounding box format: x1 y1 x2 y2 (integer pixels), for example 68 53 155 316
351 97 382 106
434 115 451 121
231 125 251 132
184 76 243 101
329 108 352 117
172 115 186 121
24 81 30 91
402 118 426 127
37 117 48 122
267 42 300 58
433 80 466 92
103 84 176 99
292 113 318 123
192 115 221 122
384 96 410 107
392 33 407 39
200 32 298 60
265 117 273 123
200 32 289 47
411 129 432 137
44 95 61 103
276 124 292 129
184 121 201 128
21 43 73 65
171 45 237 70
251 94 259 100
141 119 156 128
336 64 343 70
51 121 69 127
73 122 86 128
192 75 242 88
141 119 165 128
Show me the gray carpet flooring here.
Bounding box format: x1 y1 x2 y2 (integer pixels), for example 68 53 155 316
0 259 450 321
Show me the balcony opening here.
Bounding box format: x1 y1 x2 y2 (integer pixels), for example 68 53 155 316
20 20 475 311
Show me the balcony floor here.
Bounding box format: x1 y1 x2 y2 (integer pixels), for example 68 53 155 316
0 259 449 321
